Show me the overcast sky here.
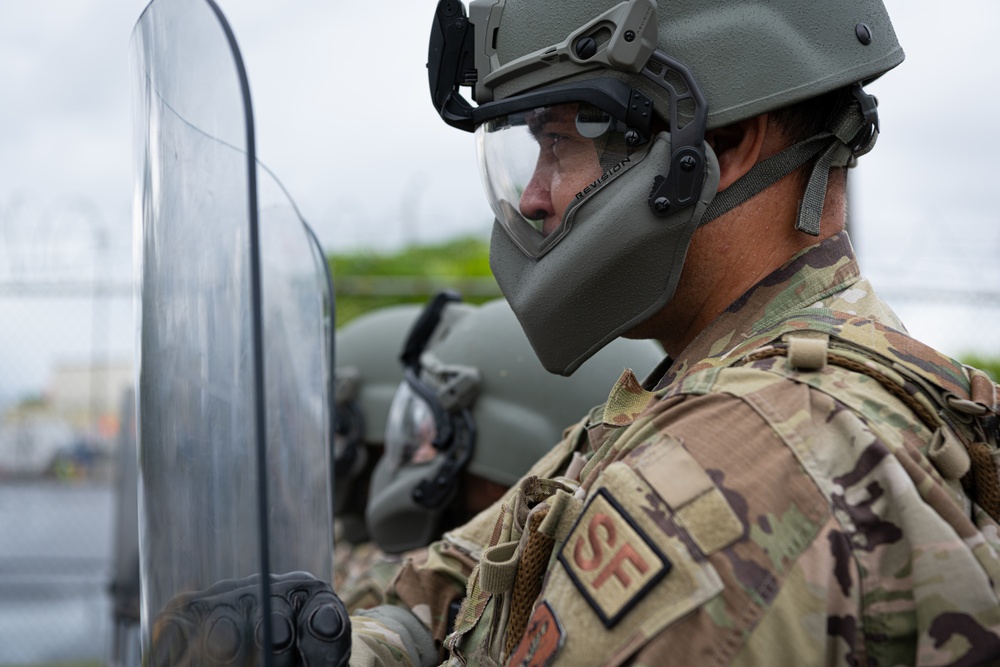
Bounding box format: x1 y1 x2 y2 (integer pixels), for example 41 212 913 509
0 0 998 404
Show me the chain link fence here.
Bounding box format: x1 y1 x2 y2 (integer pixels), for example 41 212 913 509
0 198 135 667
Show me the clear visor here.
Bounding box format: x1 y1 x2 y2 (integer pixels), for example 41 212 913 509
384 381 441 471
475 101 649 258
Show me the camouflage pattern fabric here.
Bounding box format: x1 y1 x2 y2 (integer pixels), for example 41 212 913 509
350 535 483 666
349 420 593 666
352 232 1000 666
334 538 406 613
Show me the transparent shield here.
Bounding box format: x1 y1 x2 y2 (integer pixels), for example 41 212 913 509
475 101 648 258
258 173 336 577
109 387 140 666
130 0 334 660
383 380 440 471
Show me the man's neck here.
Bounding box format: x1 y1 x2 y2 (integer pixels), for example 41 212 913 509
641 174 847 357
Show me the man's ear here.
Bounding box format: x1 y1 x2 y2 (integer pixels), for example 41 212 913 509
704 115 768 192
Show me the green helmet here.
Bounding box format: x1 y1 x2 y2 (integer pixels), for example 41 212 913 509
333 301 475 542
365 293 664 553
428 0 903 374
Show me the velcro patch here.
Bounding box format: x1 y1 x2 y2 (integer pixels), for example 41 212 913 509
634 435 744 555
507 600 564 667
557 489 672 628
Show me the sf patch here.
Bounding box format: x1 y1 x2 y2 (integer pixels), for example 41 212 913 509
508 600 565 667
557 488 672 627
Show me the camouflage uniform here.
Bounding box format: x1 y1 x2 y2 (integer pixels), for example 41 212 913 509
351 232 1000 667
335 538 404 614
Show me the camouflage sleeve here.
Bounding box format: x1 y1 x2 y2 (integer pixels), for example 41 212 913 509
336 540 406 614
350 605 437 667
620 367 1000 665
348 538 478 666
385 540 478 648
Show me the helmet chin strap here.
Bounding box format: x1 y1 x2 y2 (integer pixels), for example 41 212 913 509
698 85 879 236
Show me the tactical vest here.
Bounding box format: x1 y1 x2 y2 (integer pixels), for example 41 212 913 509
443 308 1000 666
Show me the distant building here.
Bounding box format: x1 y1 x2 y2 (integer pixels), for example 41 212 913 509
0 360 133 476
47 359 133 438
0 414 75 475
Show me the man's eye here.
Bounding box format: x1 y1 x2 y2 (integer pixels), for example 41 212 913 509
534 133 565 152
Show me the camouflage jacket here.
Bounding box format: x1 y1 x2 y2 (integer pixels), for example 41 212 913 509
351 232 1000 667
334 536 407 614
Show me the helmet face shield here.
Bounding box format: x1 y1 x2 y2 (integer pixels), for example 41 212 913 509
383 380 441 472
477 100 651 258
366 346 479 553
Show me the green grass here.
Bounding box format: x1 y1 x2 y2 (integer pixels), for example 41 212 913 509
329 236 499 327
959 354 1000 381
331 236 492 278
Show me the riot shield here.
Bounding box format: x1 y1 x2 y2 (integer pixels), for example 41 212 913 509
129 0 335 662
108 387 140 667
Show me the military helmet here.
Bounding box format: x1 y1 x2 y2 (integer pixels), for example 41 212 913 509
428 0 903 374
366 293 665 553
333 301 474 542
335 302 473 453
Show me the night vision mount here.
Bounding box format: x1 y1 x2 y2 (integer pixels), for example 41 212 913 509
427 0 710 217
428 0 478 132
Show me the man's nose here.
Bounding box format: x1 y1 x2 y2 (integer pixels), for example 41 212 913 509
518 171 553 223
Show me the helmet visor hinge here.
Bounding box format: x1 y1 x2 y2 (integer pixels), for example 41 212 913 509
641 50 709 217
423 361 481 412
412 409 476 509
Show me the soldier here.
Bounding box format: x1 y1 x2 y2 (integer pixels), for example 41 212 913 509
163 0 1000 665
345 0 1000 665
335 294 663 615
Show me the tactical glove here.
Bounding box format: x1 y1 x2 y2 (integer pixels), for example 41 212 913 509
151 571 350 667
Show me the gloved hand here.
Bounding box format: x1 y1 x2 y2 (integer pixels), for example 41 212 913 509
151 571 351 667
